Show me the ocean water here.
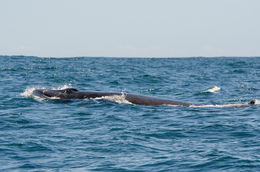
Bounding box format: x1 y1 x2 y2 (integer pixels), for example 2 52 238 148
0 56 259 171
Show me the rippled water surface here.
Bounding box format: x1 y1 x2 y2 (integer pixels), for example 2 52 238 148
0 56 259 171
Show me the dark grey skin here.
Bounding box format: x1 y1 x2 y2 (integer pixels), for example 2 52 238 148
33 88 256 107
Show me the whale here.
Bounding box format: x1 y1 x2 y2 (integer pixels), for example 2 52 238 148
33 88 256 107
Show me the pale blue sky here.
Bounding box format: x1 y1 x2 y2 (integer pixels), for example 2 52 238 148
1 0 259 57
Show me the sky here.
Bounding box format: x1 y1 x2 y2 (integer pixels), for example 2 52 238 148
0 0 260 57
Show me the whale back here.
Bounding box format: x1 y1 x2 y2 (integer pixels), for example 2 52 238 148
33 88 257 107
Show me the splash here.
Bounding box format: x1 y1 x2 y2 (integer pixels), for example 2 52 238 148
20 87 36 98
203 86 221 93
20 87 47 101
20 85 72 101
253 99 260 105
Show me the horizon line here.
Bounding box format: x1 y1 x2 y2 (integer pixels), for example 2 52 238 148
1 55 260 58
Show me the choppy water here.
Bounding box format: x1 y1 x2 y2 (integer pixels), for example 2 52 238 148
0 56 259 171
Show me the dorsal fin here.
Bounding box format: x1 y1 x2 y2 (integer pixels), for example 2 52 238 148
63 88 78 94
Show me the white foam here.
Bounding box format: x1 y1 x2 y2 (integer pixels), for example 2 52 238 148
94 93 132 105
203 86 221 93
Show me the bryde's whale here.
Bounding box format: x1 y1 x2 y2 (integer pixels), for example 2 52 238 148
33 88 256 107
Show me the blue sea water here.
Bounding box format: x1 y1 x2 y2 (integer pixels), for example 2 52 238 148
0 56 259 171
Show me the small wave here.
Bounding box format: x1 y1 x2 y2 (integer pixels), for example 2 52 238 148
203 86 221 93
